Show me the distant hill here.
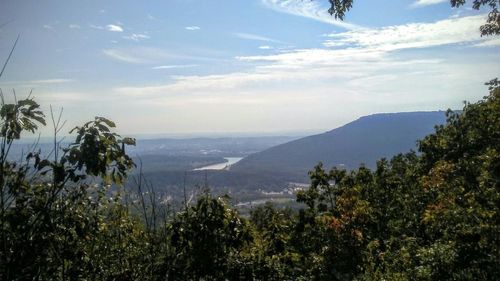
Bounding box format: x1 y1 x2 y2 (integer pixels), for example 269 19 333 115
127 136 300 157
231 111 448 180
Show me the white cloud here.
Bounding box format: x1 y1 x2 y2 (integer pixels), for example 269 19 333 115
185 26 200 31
123 33 150 41
234 32 281 43
116 54 448 99
106 24 124 32
474 38 500 47
323 15 494 51
410 0 448 8
236 47 388 69
234 15 497 82
152 65 198 70
259 45 273 50
69 24 80 29
110 49 495 134
261 0 361 30
43 24 53 29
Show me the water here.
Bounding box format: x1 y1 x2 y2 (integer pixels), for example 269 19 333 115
193 157 243 171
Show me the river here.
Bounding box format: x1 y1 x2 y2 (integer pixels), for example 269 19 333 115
193 157 243 171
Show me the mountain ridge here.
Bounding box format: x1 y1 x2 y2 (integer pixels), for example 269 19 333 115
231 111 449 178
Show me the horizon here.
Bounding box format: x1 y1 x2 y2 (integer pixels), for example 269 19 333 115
1 0 498 137
12 109 452 143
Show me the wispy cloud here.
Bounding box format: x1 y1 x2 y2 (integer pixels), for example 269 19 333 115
1 79 74 86
234 32 281 43
236 48 386 68
43 24 53 30
259 45 273 50
106 24 124 32
103 48 169 64
322 15 493 51
102 47 217 64
410 0 448 8
152 65 198 70
112 53 491 133
91 24 126 33
31 79 74 84
185 26 200 31
261 0 361 30
474 38 500 47
113 14 498 122
123 33 150 41
117 52 450 100
69 24 80 29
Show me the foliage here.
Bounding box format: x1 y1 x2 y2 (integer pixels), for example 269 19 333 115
166 193 252 280
287 82 500 280
64 117 136 185
327 0 354 20
0 92 140 280
451 0 500 36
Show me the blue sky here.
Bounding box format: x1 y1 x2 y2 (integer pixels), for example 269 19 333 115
0 0 499 137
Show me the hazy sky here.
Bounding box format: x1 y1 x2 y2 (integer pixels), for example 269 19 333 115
0 0 499 137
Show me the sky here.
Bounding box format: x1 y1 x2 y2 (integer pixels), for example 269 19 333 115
0 0 499 137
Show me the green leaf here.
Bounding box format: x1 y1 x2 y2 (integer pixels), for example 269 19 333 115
95 116 116 128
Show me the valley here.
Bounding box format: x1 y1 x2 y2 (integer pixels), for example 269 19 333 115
122 111 449 208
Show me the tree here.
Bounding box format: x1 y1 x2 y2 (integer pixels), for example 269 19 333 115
326 0 354 20
166 193 252 280
292 81 499 280
0 89 139 279
451 0 500 36
416 79 500 279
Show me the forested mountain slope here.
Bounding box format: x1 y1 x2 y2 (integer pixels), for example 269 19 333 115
232 111 448 176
